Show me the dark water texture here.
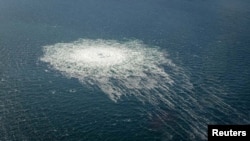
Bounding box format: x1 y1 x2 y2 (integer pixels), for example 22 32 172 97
0 0 250 140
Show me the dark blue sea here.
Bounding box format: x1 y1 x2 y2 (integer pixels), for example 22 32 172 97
0 0 249 140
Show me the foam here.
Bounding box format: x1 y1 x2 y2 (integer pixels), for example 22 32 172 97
41 38 244 140
40 39 175 101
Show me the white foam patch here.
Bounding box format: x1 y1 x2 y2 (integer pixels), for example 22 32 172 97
40 39 176 102
70 47 127 67
41 38 250 140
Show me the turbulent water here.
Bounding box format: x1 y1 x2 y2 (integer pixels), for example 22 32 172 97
0 0 250 141
40 39 177 102
39 38 249 140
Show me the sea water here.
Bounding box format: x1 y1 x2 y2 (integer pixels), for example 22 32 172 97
0 0 249 140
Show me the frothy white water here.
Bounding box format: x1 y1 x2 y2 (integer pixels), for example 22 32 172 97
40 38 247 140
40 39 204 139
70 46 127 67
40 39 176 102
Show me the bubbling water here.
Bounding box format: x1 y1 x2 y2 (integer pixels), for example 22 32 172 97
40 39 177 102
70 46 127 67
41 38 239 140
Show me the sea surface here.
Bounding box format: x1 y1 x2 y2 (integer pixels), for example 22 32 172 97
0 0 249 140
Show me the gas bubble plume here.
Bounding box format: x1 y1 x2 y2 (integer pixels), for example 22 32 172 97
40 39 177 102
40 39 246 140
